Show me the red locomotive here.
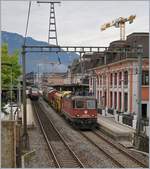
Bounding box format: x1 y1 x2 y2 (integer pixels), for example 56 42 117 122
43 89 98 129
62 95 97 129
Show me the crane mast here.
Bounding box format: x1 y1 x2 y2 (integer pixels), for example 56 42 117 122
101 15 136 40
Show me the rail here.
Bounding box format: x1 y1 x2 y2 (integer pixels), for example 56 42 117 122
32 101 85 168
80 130 148 168
94 130 148 168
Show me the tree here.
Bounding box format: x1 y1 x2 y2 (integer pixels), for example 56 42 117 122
1 43 21 89
1 44 21 89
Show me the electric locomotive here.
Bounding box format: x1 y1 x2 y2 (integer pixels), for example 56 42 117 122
42 88 98 129
29 87 39 100
62 95 97 129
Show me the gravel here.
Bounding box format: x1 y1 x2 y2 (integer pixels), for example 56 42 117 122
39 98 118 168
25 101 55 168
33 97 149 168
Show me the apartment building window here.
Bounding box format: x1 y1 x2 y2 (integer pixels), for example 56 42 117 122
114 73 117 86
124 93 128 112
100 75 102 87
124 71 128 86
103 75 106 86
119 72 122 86
142 104 147 118
97 76 99 86
114 92 117 109
110 91 112 108
142 71 149 85
110 73 113 86
119 92 122 111
104 91 107 107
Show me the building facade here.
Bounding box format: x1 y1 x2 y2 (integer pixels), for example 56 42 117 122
89 33 149 129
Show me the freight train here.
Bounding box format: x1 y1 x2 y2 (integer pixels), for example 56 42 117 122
43 88 98 129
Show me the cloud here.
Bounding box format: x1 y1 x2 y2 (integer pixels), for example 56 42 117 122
1 1 149 46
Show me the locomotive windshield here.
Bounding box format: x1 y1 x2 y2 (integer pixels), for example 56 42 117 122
32 88 38 94
75 100 84 108
87 100 96 109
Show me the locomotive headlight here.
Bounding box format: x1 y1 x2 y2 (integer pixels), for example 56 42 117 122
77 114 80 117
84 110 88 114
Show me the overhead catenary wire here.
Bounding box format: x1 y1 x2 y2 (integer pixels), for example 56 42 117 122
24 1 32 46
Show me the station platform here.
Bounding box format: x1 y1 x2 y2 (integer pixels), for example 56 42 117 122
21 98 36 128
21 98 52 167
97 114 135 148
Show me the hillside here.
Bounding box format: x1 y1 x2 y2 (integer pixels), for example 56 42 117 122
2 31 79 73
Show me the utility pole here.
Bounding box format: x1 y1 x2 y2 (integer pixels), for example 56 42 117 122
18 77 22 108
136 45 143 134
80 53 84 84
10 64 13 120
134 45 143 149
22 46 29 149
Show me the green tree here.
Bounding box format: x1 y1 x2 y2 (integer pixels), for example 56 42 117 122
1 43 21 89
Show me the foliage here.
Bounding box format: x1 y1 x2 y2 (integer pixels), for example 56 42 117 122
1 43 21 89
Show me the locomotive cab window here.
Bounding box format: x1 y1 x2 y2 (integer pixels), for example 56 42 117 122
75 100 84 108
87 100 96 109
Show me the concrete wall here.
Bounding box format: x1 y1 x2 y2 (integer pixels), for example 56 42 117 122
1 121 16 168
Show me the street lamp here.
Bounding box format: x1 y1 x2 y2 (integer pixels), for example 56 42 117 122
2 62 13 120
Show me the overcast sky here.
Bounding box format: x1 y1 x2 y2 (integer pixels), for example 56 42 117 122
2 0 149 46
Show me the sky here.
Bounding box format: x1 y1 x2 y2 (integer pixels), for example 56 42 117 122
1 0 149 46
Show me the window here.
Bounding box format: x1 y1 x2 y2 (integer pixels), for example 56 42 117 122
124 93 128 112
124 71 128 86
103 75 106 86
110 73 113 86
104 91 107 106
110 92 112 108
97 76 99 85
87 100 96 109
100 76 102 86
118 92 122 111
114 92 117 109
142 104 147 118
114 73 117 86
75 100 84 108
142 71 149 85
119 72 122 86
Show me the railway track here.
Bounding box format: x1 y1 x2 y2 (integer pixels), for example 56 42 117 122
94 130 148 168
80 130 148 168
32 101 85 168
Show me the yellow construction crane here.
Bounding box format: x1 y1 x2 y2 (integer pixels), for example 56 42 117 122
101 15 136 40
